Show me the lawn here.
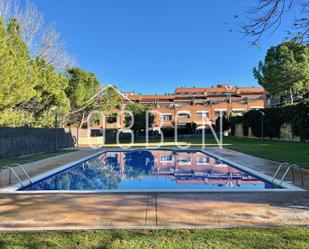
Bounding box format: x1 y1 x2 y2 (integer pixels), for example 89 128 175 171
106 136 309 169
0 150 74 169
223 137 309 169
1 136 308 170
0 228 308 249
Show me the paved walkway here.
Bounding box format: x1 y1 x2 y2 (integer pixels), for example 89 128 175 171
0 147 308 230
206 147 309 190
0 150 97 188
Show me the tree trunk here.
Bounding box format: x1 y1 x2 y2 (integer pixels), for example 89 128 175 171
79 112 85 128
289 88 294 104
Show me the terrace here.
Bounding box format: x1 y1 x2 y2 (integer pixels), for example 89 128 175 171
0 137 308 230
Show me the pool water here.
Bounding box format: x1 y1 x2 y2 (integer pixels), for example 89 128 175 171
21 150 276 191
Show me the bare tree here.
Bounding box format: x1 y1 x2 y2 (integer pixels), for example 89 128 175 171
15 0 42 46
35 24 76 70
241 0 308 44
0 0 76 70
0 0 15 23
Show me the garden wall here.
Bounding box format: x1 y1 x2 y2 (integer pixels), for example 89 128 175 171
234 123 302 141
0 127 74 159
231 100 309 142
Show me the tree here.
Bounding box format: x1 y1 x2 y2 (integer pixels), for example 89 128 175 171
215 116 231 132
124 102 154 135
65 68 100 127
253 41 309 103
25 58 70 127
0 17 71 127
240 0 308 44
0 0 75 70
0 17 37 126
98 85 122 113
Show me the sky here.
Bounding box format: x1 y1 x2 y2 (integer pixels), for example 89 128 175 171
33 0 294 94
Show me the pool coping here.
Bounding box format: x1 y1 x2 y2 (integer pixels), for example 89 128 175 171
0 148 305 193
2 224 309 232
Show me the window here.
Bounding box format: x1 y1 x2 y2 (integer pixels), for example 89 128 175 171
177 113 190 118
160 114 172 121
178 156 192 165
175 102 188 107
90 129 103 137
160 155 174 162
208 92 221 95
197 157 209 165
215 111 227 118
232 110 245 117
177 112 191 118
159 104 173 108
251 106 263 110
196 111 209 119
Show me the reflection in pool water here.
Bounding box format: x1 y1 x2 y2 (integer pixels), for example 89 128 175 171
21 150 275 191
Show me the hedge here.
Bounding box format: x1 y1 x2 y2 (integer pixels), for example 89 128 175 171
230 100 309 141
159 123 197 137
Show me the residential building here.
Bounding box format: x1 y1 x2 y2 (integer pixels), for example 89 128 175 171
88 84 266 131
122 84 267 129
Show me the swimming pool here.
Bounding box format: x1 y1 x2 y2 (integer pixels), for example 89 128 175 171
19 149 283 191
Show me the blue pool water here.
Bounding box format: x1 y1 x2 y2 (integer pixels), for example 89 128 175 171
21 150 276 191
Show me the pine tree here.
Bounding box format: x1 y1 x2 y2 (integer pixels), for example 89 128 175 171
254 41 309 104
0 18 37 126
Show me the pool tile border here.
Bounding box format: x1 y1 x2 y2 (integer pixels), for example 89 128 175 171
0 148 305 193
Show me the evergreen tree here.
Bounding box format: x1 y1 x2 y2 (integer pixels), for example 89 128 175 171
125 102 154 135
0 17 69 127
65 67 100 127
254 41 309 103
99 85 122 113
0 18 37 126
30 58 70 127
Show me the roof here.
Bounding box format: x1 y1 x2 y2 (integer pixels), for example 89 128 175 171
123 85 265 102
175 88 207 93
176 86 265 94
125 95 176 101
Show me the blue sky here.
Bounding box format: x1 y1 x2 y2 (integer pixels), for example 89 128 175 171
33 0 293 94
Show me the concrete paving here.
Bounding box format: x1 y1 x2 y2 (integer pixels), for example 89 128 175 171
0 147 308 230
0 150 98 187
206 147 309 190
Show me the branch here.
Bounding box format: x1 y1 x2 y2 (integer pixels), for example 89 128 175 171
241 0 308 44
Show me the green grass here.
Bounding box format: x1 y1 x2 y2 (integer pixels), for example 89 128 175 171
0 150 73 169
107 136 309 169
223 137 309 169
0 228 308 249
1 137 308 170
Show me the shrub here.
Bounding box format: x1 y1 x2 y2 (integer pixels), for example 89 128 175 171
215 116 231 132
230 100 309 141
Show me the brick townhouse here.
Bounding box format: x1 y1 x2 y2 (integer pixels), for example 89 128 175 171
89 84 266 130
121 84 267 129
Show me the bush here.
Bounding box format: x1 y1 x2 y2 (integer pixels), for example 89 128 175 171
230 116 243 136
215 116 231 132
230 100 309 141
160 123 197 137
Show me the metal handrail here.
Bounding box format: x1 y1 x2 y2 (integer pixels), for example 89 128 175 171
279 164 304 186
0 166 24 187
10 163 32 184
271 162 291 185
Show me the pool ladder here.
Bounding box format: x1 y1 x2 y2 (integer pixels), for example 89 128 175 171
271 162 304 187
0 164 32 188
